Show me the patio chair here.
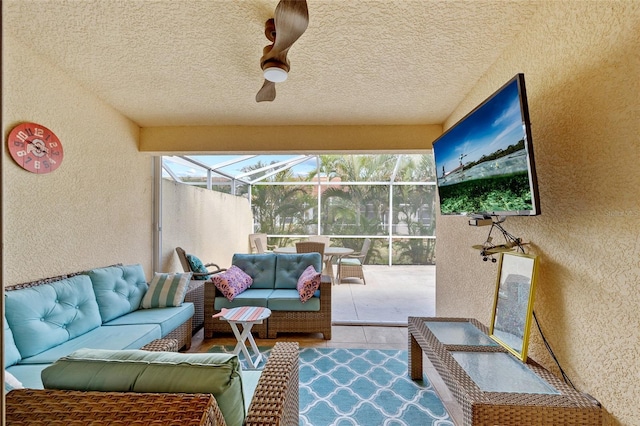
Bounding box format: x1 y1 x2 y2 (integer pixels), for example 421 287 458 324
337 238 371 285
249 233 276 254
308 235 331 246
295 241 325 257
175 247 226 279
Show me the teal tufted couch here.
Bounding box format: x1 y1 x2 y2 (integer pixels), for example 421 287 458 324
205 253 332 340
4 264 194 389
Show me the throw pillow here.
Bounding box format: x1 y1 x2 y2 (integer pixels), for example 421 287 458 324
186 254 210 280
4 371 23 393
141 272 192 308
211 266 253 301
296 265 321 303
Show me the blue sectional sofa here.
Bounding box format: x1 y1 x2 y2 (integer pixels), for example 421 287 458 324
4 264 194 389
204 252 332 340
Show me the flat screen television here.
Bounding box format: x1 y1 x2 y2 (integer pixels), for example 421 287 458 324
433 73 541 217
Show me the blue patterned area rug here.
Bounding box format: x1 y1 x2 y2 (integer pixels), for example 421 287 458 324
208 346 454 426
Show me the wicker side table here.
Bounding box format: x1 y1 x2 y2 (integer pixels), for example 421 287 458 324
141 338 179 352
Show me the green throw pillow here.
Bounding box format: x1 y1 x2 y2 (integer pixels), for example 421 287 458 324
141 272 192 308
186 254 210 280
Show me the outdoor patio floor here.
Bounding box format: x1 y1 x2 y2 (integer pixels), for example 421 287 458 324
332 264 436 325
188 265 436 353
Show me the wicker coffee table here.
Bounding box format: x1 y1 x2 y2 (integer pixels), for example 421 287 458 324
408 316 602 426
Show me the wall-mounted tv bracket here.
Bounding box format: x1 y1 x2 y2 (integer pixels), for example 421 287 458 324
470 216 528 262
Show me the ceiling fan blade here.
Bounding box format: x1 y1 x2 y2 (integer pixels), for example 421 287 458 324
260 0 308 68
256 80 276 102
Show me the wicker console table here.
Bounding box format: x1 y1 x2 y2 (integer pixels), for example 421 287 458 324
408 317 602 426
6 389 218 425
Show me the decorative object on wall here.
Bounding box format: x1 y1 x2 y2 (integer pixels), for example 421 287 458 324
7 122 64 174
471 217 529 262
256 0 309 102
489 252 539 362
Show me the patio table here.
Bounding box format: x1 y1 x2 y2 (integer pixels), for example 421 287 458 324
274 246 353 284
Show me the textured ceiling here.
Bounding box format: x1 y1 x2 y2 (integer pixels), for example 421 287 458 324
4 0 543 127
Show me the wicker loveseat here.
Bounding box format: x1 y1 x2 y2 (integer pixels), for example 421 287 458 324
4 264 194 389
6 342 300 426
205 253 332 340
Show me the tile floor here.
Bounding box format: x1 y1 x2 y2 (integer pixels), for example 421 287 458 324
188 265 436 353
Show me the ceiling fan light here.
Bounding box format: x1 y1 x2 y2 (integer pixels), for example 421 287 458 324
263 67 288 83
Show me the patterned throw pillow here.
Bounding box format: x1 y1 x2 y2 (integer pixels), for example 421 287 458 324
141 272 192 308
296 265 321 303
186 254 210 280
211 266 253 301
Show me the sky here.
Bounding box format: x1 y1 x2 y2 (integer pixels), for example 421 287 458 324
432 76 529 175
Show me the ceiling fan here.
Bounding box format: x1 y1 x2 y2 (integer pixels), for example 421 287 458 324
256 0 309 102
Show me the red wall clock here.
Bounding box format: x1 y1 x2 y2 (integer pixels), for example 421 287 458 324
7 122 64 174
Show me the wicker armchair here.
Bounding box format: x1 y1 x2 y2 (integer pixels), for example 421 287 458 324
337 238 371 284
295 241 325 256
176 246 226 279
6 342 300 426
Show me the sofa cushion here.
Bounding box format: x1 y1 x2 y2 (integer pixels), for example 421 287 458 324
267 289 321 312
104 303 194 336
274 253 322 290
4 275 103 359
212 266 253 301
186 254 210 280
214 289 273 310
141 272 192 308
42 349 246 426
4 316 21 367
5 364 48 390
232 253 276 289
86 264 148 322
296 265 322 302
17 324 161 365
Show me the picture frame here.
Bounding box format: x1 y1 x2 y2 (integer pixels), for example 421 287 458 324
489 252 539 362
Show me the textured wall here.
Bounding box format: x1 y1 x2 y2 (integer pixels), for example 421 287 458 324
436 2 640 425
2 35 153 283
160 180 253 273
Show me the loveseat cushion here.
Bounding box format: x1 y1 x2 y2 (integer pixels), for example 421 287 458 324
4 275 102 359
4 316 21 367
86 264 148 322
274 253 322 289
17 324 161 365
232 253 276 289
267 289 321 312
42 349 246 426
214 289 272 310
104 303 194 336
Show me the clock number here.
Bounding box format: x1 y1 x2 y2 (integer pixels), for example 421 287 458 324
25 156 32 164
51 150 61 156
48 141 58 148
43 161 50 169
25 127 33 136
34 128 44 137
16 150 27 157
34 161 41 170
13 140 25 148
16 131 29 142
49 158 57 165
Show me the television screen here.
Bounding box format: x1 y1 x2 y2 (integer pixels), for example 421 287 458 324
433 73 540 217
